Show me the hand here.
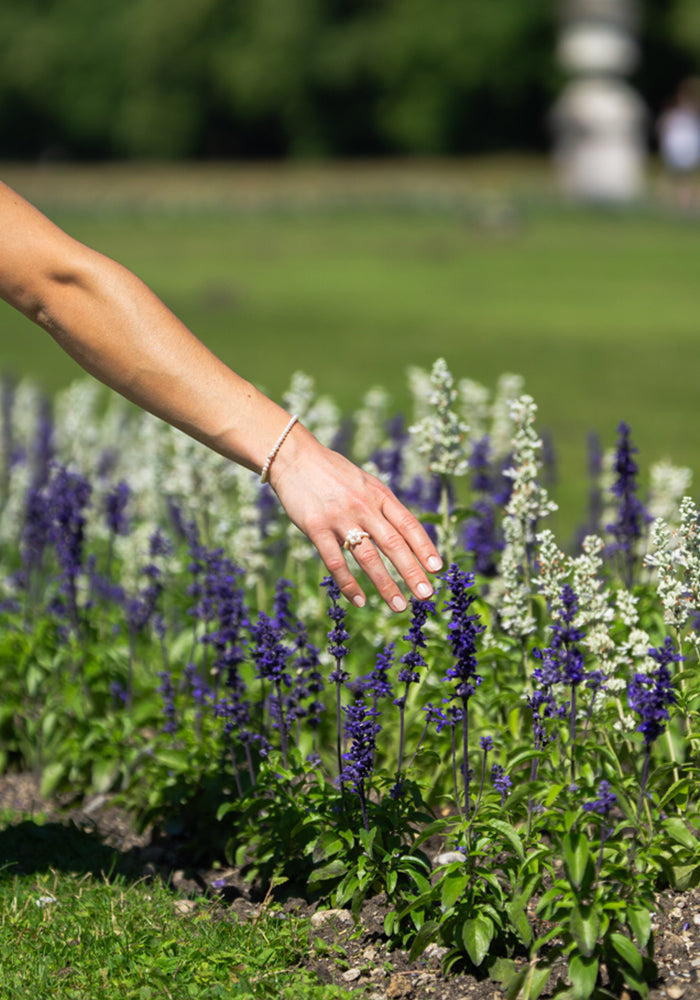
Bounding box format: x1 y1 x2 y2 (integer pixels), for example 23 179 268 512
269 426 443 611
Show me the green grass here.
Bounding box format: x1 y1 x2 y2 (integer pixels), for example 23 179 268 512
1 159 699 536
0 813 352 999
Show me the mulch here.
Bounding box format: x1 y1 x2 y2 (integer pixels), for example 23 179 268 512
0 772 698 1000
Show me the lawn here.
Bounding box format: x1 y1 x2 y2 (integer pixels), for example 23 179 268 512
1 158 699 537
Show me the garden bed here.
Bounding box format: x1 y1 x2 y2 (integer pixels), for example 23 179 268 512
1 772 697 1000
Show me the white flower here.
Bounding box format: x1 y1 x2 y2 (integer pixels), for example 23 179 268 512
408 358 470 478
647 460 693 524
353 386 391 462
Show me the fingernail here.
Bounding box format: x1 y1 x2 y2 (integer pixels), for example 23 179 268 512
391 595 408 613
353 594 366 608
427 556 443 572
417 582 433 599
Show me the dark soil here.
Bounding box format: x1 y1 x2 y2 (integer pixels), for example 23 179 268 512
0 772 698 1000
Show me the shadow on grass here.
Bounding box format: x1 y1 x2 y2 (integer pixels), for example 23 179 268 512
0 818 143 881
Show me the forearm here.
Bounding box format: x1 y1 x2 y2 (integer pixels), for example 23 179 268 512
0 180 295 472
34 252 295 471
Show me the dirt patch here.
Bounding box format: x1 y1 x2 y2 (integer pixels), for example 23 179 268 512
0 772 698 999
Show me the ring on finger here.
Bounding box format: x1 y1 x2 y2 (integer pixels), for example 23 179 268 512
343 528 370 551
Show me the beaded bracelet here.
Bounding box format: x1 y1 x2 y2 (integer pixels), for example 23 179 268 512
260 414 299 484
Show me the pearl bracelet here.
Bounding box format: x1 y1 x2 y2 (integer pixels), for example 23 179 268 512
260 414 299 484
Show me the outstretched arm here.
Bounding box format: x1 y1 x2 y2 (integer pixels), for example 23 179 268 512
0 179 442 609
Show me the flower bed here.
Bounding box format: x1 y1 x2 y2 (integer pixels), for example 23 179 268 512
1 359 698 999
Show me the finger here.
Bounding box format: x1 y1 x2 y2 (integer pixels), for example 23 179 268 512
344 531 409 612
313 530 368 609
381 495 443 575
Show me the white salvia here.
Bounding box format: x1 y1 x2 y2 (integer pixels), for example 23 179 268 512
408 358 470 478
308 395 341 449
647 460 693 524
497 396 556 640
597 447 617 538
0 459 30 550
53 379 104 469
536 528 569 614
645 517 687 630
490 373 524 462
570 535 613 629
628 628 653 661
502 396 558 542
406 364 433 424
458 378 490 442
282 371 340 447
497 523 537 638
615 589 639 629
286 520 317 575
228 468 266 582
353 386 391 463
282 371 316 421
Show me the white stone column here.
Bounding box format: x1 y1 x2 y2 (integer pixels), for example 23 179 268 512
551 0 647 202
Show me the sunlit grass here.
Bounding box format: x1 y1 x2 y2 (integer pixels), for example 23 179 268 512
0 861 352 999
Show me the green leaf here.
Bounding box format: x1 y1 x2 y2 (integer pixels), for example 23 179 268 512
506 898 533 947
408 919 439 962
570 903 600 958
609 932 643 975
462 914 494 967
91 757 120 794
523 962 552 1000
626 905 651 949
662 816 700 853
569 954 599 1000
155 748 191 771
358 825 377 857
311 831 344 863
307 859 347 887
489 819 525 861
664 862 700 891
562 831 590 891
40 761 66 798
441 874 469 911
386 869 398 895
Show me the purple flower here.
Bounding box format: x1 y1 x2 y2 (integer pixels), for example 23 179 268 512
480 735 493 752
534 584 586 689
583 779 617 816
364 643 395 700
606 421 650 586
157 670 178 735
250 611 292 688
442 564 484 702
397 597 435 687
104 480 131 537
491 764 512 803
628 637 680 747
321 576 350 683
339 697 380 795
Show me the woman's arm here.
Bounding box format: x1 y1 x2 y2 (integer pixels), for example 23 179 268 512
0 179 442 610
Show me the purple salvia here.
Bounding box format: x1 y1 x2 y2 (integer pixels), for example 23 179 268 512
104 481 131 537
442 564 485 819
392 598 435 798
322 575 351 787
46 464 92 631
606 421 650 587
339 695 381 831
250 610 292 766
491 764 512 806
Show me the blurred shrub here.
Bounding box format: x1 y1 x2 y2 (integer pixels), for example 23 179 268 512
0 0 694 160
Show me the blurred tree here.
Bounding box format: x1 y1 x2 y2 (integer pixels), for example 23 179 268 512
0 0 695 159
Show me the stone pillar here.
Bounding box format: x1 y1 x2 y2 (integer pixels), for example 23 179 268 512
551 0 647 202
